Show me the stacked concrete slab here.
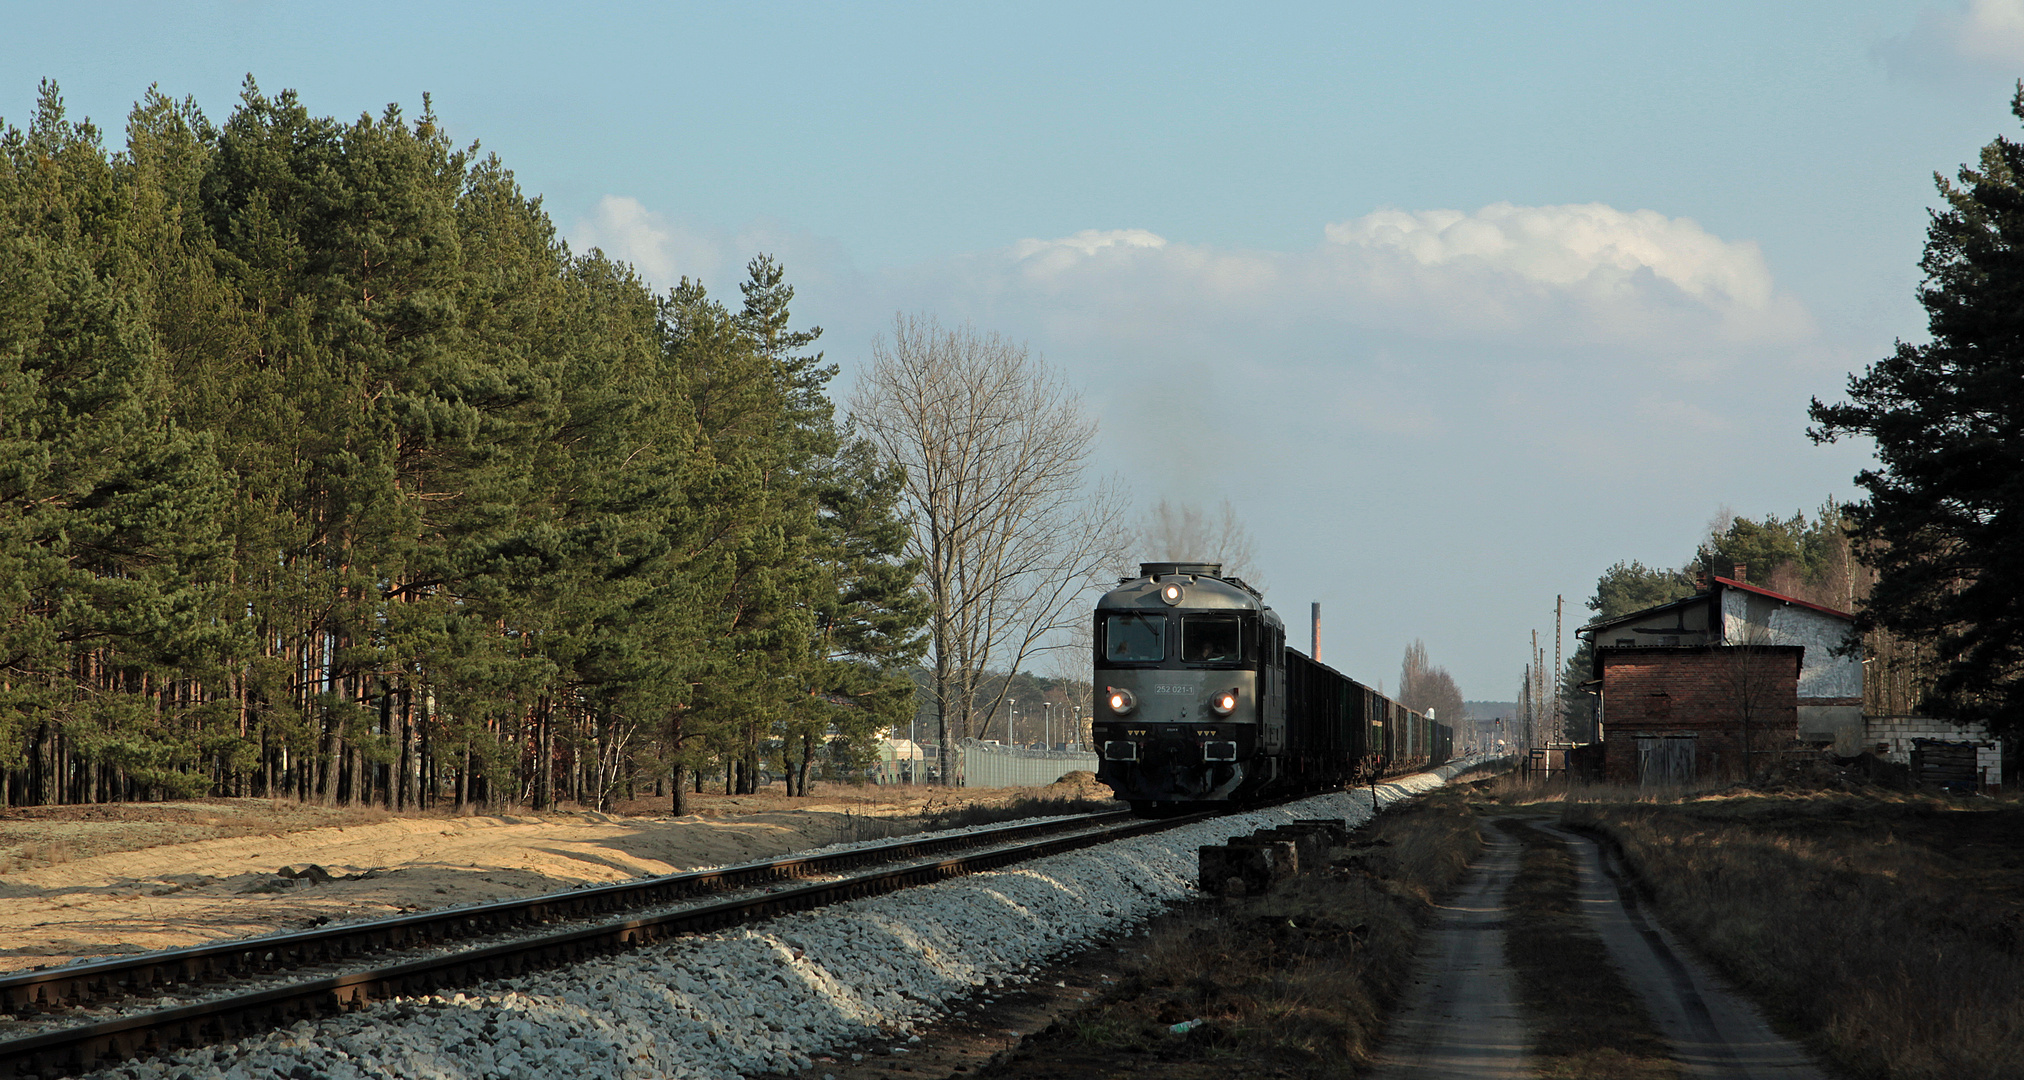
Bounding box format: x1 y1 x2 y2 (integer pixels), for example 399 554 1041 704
1198 817 1349 896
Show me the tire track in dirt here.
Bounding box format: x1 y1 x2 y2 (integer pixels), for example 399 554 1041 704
1534 822 1829 1080
1372 816 1831 1080
1367 822 1530 1079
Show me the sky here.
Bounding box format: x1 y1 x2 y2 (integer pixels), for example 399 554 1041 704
7 1 2022 703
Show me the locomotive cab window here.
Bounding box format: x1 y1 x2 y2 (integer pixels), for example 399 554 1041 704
1102 613 1165 662
1182 614 1245 666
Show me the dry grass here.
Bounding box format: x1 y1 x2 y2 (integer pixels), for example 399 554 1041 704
0 779 1117 874
1036 789 1486 1077
1559 785 2024 1080
0 799 411 872
606 772 1121 822
1495 817 1680 1080
915 784 1122 832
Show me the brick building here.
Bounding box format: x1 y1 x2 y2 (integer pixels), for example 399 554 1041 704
1582 571 1864 753
1592 644 1802 783
1581 568 2005 789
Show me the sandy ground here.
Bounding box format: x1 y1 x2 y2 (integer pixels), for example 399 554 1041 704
0 784 1085 973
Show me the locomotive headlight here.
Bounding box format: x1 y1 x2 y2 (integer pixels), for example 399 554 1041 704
1210 689 1239 716
1160 582 1183 606
1106 687 1137 715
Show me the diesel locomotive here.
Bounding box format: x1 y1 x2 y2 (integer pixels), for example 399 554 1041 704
1091 562 1452 813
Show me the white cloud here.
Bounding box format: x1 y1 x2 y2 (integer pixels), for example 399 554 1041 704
956 201 1811 353
572 195 727 286
567 196 869 314
1956 0 2024 63
580 195 1807 363
1878 1 2024 78
1324 203 1771 306
1009 228 1166 261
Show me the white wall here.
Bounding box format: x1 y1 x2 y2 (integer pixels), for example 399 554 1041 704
1866 715 2003 780
1718 588 1862 698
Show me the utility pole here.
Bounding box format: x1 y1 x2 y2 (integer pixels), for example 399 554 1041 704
1531 629 1542 750
1554 595 1564 742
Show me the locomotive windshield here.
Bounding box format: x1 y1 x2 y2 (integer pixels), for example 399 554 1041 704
1182 614 1244 665
1102 613 1165 662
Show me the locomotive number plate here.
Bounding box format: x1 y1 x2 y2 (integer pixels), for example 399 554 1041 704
1149 684 1190 694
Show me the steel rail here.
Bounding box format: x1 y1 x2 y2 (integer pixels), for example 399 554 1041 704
0 809 1213 1079
0 809 1134 1017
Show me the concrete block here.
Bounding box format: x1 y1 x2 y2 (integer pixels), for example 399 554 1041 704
1289 818 1351 845
1199 839 1298 896
1251 827 1329 871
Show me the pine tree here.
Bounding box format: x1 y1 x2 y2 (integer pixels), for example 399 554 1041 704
0 79 916 808
1810 84 2024 733
0 82 233 803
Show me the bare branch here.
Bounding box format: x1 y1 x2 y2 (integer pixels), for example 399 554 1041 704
848 314 1129 783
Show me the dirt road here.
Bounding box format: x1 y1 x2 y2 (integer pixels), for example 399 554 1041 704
1536 822 1829 1080
1366 824 1531 1079
1373 816 1827 1080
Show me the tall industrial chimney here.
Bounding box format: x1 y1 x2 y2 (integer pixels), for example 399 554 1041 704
1311 602 1321 660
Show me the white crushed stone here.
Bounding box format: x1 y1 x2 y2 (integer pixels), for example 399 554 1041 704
80 764 1473 1080
7 813 1116 1042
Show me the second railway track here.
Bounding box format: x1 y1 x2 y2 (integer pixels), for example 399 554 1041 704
0 805 1220 1079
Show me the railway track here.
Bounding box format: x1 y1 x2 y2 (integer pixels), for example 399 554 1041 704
0 806 1212 1079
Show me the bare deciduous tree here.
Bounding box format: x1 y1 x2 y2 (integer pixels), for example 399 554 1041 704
849 314 1129 784
1718 627 1788 784
1133 498 1264 590
1399 639 1465 726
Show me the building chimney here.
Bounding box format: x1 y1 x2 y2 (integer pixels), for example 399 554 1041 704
1695 568 1708 592
1311 602 1321 660
1732 563 1747 584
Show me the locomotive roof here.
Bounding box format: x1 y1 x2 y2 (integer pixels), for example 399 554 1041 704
1098 566 1272 614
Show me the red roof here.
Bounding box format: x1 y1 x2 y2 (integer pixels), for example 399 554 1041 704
1580 576 1855 637
1709 577 1854 621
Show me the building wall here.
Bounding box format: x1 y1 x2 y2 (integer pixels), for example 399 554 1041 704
1598 645 1802 782
1594 596 1715 649
1717 588 1862 699
1802 703 1866 754
1865 715 2003 788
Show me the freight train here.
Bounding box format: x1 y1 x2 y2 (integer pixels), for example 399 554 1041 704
1091 562 1453 814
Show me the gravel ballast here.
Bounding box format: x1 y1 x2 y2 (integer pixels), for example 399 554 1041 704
78 768 1464 1080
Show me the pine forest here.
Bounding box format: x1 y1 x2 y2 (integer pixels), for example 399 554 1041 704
0 80 931 810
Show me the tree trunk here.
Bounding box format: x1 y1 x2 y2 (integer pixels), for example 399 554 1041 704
537 696 553 810
935 638 952 786
796 732 815 796
320 729 340 807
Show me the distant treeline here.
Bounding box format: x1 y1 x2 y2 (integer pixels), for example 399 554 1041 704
0 80 927 810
